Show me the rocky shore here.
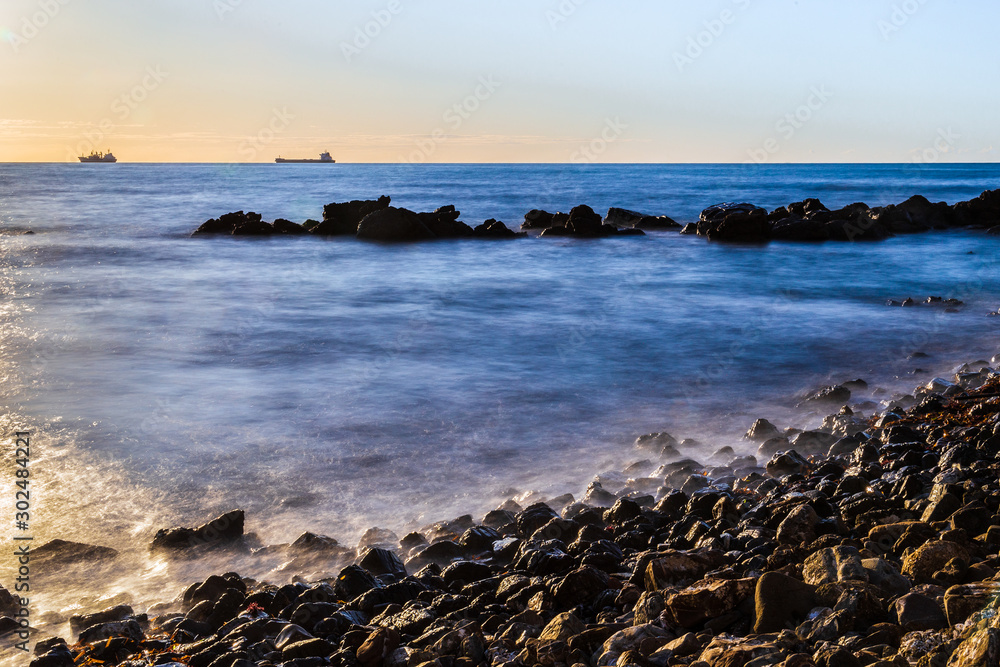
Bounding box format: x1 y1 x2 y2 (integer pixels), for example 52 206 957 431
191 189 1000 243
11 357 1000 667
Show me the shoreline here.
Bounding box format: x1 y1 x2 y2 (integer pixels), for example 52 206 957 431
9 349 1000 667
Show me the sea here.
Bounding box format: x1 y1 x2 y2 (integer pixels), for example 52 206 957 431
0 162 999 614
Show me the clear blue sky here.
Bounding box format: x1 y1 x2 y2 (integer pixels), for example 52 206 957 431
1 0 996 162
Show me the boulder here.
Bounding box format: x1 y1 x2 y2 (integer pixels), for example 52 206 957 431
272 218 308 235
948 628 1000 667
901 541 968 584
893 592 948 631
776 504 820 546
193 211 274 236
952 189 1000 227
765 450 810 478
314 196 391 236
150 509 245 553
744 419 780 442
539 612 586 642
565 205 604 236
416 205 476 238
356 207 435 242
605 207 680 230
32 539 119 568
522 209 561 230
754 571 820 633
944 582 1000 626
645 550 728 590
474 219 522 239
803 546 867 586
698 203 770 242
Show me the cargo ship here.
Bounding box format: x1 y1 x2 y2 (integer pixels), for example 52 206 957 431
78 150 117 163
275 151 335 164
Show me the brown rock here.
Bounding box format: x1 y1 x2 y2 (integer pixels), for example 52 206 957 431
539 612 586 642
664 578 756 628
944 582 1000 626
901 541 968 584
803 546 867 586
755 572 820 633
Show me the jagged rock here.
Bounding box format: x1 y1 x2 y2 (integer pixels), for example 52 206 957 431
474 219 522 238
193 211 273 236
944 582 1000 626
645 550 728 590
664 578 755 628
744 419 780 442
948 627 1000 667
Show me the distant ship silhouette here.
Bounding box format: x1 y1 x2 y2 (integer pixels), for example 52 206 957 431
275 151 335 164
79 150 117 163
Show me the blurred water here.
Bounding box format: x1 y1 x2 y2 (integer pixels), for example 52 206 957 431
0 163 998 560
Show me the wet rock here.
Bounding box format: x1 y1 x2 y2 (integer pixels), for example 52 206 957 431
943 582 1000 626
315 196 391 235
605 207 680 230
901 541 968 584
766 450 810 478
69 604 134 636
539 612 586 642
273 218 308 234
635 432 680 456
522 209 561 230
335 564 379 601
893 593 948 631
803 546 867 586
282 637 336 660
664 577 756 628
358 547 406 578
745 419 781 442
754 572 820 633
357 627 401 666
645 550 728 590
78 619 143 644
552 566 609 607
193 211 273 236
776 504 820 546
698 203 770 242
953 188 1000 227
605 497 642 524
862 558 911 596
356 207 435 242
474 219 522 238
594 623 669 667
150 509 245 553
32 539 119 568
802 385 852 407
948 627 1000 667
441 560 492 586
517 502 559 536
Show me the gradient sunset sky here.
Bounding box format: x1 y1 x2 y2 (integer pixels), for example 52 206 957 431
1 0 997 163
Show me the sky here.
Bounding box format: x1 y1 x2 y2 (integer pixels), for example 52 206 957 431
0 0 997 163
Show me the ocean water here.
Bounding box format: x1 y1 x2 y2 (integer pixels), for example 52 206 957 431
1 163 999 596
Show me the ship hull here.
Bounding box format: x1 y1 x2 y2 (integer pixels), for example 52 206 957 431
78 157 117 163
274 158 336 164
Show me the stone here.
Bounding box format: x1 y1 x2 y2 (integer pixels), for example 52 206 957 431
358 547 407 578
417 206 476 238
644 550 728 590
745 419 780 442
357 627 401 666
315 196 391 235
474 219 521 239
901 541 968 584
754 571 820 633
539 612 586 642
803 385 852 406
947 628 1000 667
150 509 245 553
282 637 336 660
893 593 948 631
664 577 756 628
193 211 272 236
776 504 820 546
803 546 867 586
356 207 435 241
552 566 609 607
766 450 810 478
69 604 134 635
32 540 119 568
273 218 308 234
944 582 1000 626
861 558 911 596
